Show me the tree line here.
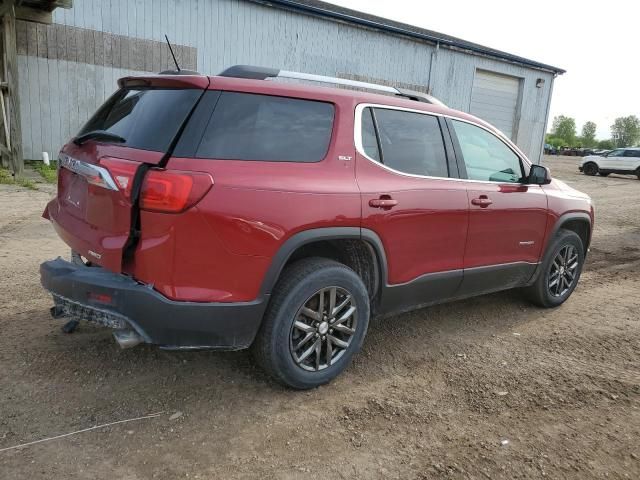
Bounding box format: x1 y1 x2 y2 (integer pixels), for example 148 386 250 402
546 115 640 149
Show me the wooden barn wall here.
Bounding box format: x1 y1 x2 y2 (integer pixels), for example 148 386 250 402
17 0 554 161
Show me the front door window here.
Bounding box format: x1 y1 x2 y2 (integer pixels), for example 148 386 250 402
450 120 523 183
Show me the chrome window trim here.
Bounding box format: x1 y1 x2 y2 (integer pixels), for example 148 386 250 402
353 103 533 185
58 153 119 191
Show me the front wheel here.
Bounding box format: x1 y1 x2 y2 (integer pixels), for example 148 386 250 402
582 162 598 176
252 257 370 389
524 229 585 308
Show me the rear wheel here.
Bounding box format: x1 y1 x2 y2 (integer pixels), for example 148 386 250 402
252 257 370 389
524 229 585 308
583 162 598 176
636 168 640 180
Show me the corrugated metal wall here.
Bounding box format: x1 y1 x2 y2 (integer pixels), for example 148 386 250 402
17 0 555 161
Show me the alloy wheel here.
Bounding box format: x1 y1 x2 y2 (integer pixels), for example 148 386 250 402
548 245 579 297
289 286 357 372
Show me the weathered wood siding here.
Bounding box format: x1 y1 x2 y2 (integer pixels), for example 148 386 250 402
18 0 555 162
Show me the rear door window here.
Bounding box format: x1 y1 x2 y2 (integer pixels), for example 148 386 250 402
366 108 449 177
195 92 334 162
79 88 202 152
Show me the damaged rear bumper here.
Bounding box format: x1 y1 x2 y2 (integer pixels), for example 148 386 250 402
40 258 268 350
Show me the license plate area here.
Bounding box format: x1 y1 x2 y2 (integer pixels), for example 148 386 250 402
61 170 88 220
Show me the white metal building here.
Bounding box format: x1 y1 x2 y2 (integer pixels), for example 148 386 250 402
16 0 564 163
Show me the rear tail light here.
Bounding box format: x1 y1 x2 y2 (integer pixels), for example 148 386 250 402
140 169 213 213
101 158 213 213
100 158 138 199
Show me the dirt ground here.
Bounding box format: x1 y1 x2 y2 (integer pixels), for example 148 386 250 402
0 156 638 479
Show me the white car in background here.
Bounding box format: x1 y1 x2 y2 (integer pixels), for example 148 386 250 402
579 148 640 179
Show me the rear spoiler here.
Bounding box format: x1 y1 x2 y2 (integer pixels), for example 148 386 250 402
118 74 210 90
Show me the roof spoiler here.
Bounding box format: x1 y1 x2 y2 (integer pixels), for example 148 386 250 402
218 65 446 106
118 74 210 90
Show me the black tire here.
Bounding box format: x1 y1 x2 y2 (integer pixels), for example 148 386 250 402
582 162 598 176
636 168 640 180
252 257 370 389
524 229 585 308
599 172 610 177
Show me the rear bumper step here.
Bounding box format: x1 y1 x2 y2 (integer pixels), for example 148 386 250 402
40 257 268 350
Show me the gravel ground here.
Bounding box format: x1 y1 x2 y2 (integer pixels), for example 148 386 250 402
0 156 638 479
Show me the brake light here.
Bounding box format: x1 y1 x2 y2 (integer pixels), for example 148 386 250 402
101 158 213 213
140 169 213 213
100 157 138 199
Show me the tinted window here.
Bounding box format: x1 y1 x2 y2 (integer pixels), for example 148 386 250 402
623 149 640 157
608 149 625 157
361 108 381 162
451 120 523 183
79 88 201 152
372 108 449 177
196 92 334 162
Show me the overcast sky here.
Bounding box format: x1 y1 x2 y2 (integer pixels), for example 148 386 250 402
332 0 637 139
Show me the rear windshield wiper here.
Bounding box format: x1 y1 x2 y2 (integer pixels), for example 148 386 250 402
73 130 126 146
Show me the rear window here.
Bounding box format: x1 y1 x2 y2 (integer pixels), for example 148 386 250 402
79 88 201 152
195 92 334 162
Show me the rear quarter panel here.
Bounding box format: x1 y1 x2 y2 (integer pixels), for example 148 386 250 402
126 96 360 302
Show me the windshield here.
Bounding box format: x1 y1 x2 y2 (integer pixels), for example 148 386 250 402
78 88 201 152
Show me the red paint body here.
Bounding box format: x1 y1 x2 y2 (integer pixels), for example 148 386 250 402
44 73 594 305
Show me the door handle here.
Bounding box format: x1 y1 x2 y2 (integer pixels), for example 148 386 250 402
471 196 493 207
369 196 398 209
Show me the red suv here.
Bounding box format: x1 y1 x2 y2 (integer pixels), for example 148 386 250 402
41 66 594 389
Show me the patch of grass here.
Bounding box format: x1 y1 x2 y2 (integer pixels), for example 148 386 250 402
0 167 38 190
16 177 37 190
34 162 58 183
0 167 12 184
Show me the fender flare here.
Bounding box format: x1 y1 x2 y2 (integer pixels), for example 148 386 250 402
259 227 388 295
547 211 592 251
528 211 592 286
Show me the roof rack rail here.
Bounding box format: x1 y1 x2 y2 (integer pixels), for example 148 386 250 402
218 65 446 107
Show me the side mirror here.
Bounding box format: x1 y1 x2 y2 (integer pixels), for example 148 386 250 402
528 164 551 185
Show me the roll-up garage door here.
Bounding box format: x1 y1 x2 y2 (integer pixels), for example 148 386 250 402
470 70 521 140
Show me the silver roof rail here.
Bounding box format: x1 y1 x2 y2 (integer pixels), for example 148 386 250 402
218 65 446 107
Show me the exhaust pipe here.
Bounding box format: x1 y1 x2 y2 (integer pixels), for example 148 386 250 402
113 329 143 349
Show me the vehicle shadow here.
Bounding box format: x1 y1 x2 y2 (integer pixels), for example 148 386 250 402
27 287 538 396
